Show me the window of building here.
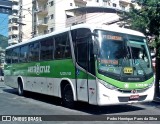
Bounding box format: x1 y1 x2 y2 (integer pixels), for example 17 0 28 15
12 26 18 30
12 18 18 23
9 27 11 31
120 5 126 10
50 1 54 6
50 28 54 32
9 19 12 23
13 2 18 5
50 14 54 19
12 10 18 15
44 30 48 34
54 32 71 59
12 35 18 38
113 3 117 7
70 3 73 6
40 37 54 60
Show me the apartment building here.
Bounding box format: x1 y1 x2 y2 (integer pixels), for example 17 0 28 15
32 0 133 37
8 0 32 45
86 0 131 11
32 0 78 37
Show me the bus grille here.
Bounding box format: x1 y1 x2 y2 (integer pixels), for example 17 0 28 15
118 95 147 102
117 88 148 94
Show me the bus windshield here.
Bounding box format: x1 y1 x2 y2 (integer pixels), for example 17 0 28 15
95 30 153 80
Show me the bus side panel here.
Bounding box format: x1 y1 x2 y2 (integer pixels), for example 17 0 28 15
88 79 97 105
4 64 18 89
47 78 55 96
26 77 35 92
35 77 47 94
4 76 18 89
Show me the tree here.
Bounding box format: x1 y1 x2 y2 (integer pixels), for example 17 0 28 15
0 34 8 49
120 0 160 96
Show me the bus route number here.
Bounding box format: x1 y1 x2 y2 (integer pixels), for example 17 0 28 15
123 67 133 74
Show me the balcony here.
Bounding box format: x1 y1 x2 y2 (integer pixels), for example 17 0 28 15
36 0 48 2
74 0 87 4
9 15 18 19
8 23 17 27
9 30 19 36
8 38 19 45
119 0 130 6
36 6 48 16
12 0 19 2
37 19 48 28
12 5 19 10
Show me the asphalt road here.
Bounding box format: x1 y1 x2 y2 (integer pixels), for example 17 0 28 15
0 81 160 124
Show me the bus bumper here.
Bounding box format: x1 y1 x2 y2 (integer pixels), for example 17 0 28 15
97 82 155 106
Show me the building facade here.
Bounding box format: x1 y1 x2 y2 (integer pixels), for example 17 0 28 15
32 0 134 37
8 0 32 45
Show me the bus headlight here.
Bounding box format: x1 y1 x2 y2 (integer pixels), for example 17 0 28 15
98 79 116 90
148 81 155 88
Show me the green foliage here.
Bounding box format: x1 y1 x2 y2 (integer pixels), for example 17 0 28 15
120 0 160 56
123 0 160 94
0 34 8 50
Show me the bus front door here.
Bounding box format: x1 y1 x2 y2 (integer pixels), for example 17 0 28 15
75 37 89 102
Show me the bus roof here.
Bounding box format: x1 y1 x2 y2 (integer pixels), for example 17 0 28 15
6 24 145 50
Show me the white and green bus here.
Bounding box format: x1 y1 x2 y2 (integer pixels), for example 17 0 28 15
4 24 154 108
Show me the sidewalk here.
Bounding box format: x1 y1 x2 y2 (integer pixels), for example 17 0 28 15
153 94 160 103
154 97 160 103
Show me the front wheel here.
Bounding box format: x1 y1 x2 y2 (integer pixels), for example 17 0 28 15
62 84 75 108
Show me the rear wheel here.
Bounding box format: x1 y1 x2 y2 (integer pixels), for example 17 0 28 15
18 81 24 96
62 84 74 108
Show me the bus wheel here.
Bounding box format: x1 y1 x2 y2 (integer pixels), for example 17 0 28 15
62 84 74 108
18 81 24 96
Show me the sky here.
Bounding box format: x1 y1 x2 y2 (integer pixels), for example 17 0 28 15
0 0 9 37
0 13 8 37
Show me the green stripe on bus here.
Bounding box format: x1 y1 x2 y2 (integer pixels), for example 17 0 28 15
4 59 95 80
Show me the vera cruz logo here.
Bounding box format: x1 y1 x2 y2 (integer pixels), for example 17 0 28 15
28 63 50 75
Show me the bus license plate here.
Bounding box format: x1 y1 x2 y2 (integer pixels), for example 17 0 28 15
129 95 139 100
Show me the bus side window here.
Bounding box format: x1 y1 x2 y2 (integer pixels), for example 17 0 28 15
12 48 19 63
40 37 54 60
73 28 92 71
54 32 71 59
19 45 28 63
5 50 12 64
64 33 71 59
28 42 40 61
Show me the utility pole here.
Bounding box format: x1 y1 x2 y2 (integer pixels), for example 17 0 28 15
19 0 23 42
